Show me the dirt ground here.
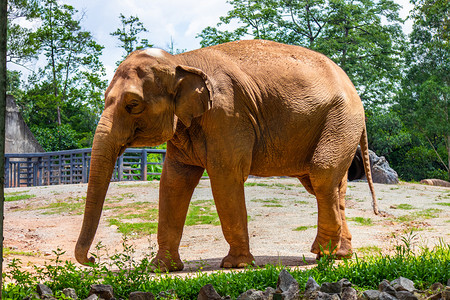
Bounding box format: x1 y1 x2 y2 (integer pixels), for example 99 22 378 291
3 177 450 274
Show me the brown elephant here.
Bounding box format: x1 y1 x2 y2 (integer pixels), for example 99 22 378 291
75 40 378 271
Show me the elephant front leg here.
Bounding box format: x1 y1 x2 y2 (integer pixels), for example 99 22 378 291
209 172 255 268
152 157 204 272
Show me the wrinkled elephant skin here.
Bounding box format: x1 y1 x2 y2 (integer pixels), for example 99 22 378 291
75 40 378 271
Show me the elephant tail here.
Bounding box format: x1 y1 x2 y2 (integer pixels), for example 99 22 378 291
360 127 379 215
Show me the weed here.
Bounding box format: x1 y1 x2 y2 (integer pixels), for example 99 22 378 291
395 204 415 210
5 193 36 202
108 218 158 236
436 202 450 207
295 200 309 205
3 247 37 257
293 225 317 231
263 204 283 207
347 217 374 226
356 245 382 256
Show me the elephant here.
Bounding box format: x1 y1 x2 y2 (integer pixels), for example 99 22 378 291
75 39 379 271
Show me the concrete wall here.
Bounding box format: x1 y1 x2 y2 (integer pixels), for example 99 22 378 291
5 94 44 154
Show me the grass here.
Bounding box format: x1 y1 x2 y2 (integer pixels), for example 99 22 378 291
185 201 220 226
38 197 85 215
3 247 37 257
347 217 374 226
436 202 450 207
251 198 281 204
4 192 36 202
2 239 449 299
395 208 442 223
244 182 294 190
356 245 382 256
395 204 415 210
292 225 317 231
108 218 158 236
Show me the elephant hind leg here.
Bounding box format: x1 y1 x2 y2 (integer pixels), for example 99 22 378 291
298 175 316 196
335 174 352 258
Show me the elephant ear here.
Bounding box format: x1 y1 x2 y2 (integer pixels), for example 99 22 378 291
173 65 213 127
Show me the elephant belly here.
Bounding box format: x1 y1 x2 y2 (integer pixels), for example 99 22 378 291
249 147 311 177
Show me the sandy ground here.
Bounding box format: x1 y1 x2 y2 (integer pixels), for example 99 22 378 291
3 177 449 275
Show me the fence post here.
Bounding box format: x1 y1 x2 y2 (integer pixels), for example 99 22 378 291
118 155 124 181
4 156 9 188
141 149 147 181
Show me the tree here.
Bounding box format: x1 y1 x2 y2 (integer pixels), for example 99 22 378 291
17 0 108 151
198 0 405 109
395 0 449 180
110 14 153 64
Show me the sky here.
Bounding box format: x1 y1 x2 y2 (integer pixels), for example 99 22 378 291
12 0 415 81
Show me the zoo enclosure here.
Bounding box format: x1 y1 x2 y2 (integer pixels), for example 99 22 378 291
4 148 166 188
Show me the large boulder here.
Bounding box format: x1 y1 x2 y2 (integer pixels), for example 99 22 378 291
348 147 399 184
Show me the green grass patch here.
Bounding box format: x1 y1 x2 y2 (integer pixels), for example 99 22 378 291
263 204 283 207
251 198 281 204
244 182 293 190
2 240 449 299
185 201 220 226
108 218 158 236
5 193 36 202
395 204 415 210
396 208 442 223
39 197 85 215
293 225 317 231
347 217 373 226
436 202 450 207
356 245 382 255
3 247 37 257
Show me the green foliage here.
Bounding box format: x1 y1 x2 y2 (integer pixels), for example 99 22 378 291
4 193 35 202
110 14 153 65
198 0 405 108
30 124 81 152
2 240 449 299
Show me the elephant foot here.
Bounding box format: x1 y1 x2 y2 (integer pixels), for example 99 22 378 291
220 252 255 269
335 236 353 259
310 231 341 256
312 235 353 260
150 251 184 272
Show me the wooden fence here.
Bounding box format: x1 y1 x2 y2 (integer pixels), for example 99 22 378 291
4 148 166 188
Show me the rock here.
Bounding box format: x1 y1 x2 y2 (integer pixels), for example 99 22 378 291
363 290 381 300
350 147 399 184
339 279 353 288
391 277 415 293
198 284 222 300
237 289 265 300
37 284 53 297
275 269 300 300
23 293 40 300
320 282 342 294
425 293 441 300
313 291 340 300
341 287 357 300
430 283 444 291
380 291 397 300
276 269 298 293
305 277 321 296
443 288 450 300
129 291 155 300
379 280 397 296
396 291 418 300
447 279 450 287
263 287 276 298
88 284 114 300
62 288 78 299
420 179 450 187
84 295 98 300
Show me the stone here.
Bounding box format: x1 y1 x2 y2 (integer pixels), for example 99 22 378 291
277 269 298 293
237 289 265 300
379 280 397 296
129 291 155 300
339 279 353 288
443 288 450 300
363 290 381 300
396 291 418 300
320 282 342 294
62 288 78 299
37 284 53 297
88 284 114 300
305 277 321 296
350 147 399 184
198 284 222 300
84 295 98 300
425 293 441 300
264 287 276 298
283 282 300 300
430 283 444 291
447 279 450 287
391 277 415 293
309 291 338 300
379 291 397 300
341 287 358 300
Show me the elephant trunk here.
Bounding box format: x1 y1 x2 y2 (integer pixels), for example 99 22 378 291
75 118 120 265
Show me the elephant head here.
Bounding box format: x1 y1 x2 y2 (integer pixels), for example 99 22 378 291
75 49 213 265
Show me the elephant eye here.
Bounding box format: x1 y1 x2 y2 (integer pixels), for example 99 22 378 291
124 94 145 115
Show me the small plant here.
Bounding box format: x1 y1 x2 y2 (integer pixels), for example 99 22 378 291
395 204 415 210
5 193 36 202
347 217 374 226
292 225 317 231
436 202 450 207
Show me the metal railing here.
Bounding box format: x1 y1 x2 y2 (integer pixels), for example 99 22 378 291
4 148 166 188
